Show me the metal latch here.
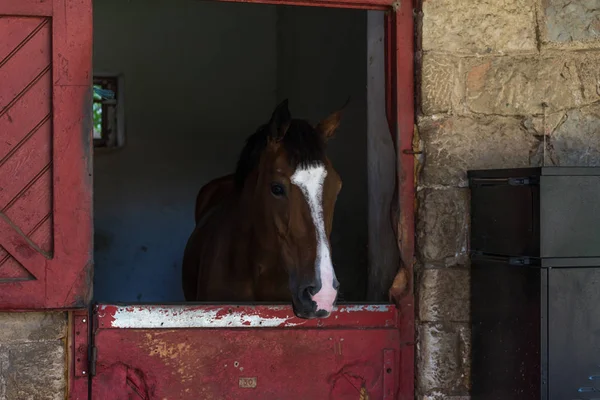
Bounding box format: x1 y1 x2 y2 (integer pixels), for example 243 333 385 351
509 257 531 266
508 177 533 186
470 176 539 187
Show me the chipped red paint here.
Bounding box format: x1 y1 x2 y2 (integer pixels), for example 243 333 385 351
0 0 93 310
96 304 399 329
92 304 404 399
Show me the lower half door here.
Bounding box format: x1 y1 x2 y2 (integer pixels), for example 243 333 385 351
91 304 403 400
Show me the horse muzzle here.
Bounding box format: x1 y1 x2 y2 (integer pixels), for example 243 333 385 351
291 279 339 319
293 308 331 319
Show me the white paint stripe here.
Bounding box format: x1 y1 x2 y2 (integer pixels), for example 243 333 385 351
336 304 391 313
291 164 338 313
98 304 393 328
108 306 306 328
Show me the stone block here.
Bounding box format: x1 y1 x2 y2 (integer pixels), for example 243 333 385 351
417 322 470 394
416 189 468 264
464 54 600 115
419 268 470 322
0 349 6 399
0 312 67 344
422 0 537 54
544 0 600 44
522 112 567 137
547 104 600 166
2 341 66 400
421 54 459 115
418 115 540 187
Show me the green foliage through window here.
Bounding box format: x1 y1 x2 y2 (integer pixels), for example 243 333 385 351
93 84 104 139
92 77 119 147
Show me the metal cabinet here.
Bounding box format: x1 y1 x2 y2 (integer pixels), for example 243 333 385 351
469 167 600 400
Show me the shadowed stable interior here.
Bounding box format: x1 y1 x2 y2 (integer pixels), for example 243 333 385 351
92 0 374 303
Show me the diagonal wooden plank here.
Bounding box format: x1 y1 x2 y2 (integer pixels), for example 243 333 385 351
29 213 53 254
0 119 52 210
0 247 34 282
0 17 47 65
0 21 50 112
0 69 51 161
0 212 52 265
0 212 47 279
4 168 52 249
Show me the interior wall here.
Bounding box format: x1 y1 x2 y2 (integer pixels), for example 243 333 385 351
276 6 368 300
92 0 369 302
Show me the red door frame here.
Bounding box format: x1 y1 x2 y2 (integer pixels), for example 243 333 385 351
81 1 416 398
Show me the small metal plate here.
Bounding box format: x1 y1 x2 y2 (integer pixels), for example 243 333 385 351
239 377 257 389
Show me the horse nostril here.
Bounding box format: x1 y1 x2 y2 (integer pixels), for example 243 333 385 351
303 285 316 298
299 285 317 305
333 280 340 290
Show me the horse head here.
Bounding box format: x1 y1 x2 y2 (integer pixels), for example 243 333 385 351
235 99 347 319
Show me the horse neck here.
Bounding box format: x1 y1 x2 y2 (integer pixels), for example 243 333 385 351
231 184 278 260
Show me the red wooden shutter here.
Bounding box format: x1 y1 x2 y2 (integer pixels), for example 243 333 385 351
0 0 92 309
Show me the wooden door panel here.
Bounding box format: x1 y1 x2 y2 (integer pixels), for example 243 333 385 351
92 304 404 399
0 0 92 309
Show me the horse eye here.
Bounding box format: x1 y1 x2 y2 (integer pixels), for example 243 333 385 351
270 183 285 197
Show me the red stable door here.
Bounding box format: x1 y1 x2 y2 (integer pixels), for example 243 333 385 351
1 0 414 398
90 304 405 400
0 0 93 309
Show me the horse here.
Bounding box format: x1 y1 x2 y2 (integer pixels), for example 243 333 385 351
182 99 346 319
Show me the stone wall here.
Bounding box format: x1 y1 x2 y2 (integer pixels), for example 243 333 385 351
415 0 600 398
0 313 67 400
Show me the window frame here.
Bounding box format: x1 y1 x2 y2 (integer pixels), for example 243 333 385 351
93 73 125 149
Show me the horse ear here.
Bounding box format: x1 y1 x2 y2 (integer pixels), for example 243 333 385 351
268 99 291 142
315 97 350 141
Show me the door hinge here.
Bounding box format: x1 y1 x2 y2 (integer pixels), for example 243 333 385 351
90 345 97 377
89 306 99 377
71 310 92 399
73 311 90 378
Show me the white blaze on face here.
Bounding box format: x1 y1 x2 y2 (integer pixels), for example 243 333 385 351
291 164 338 313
